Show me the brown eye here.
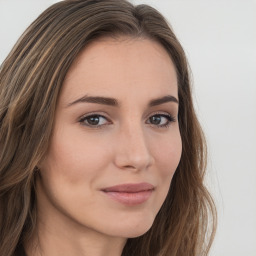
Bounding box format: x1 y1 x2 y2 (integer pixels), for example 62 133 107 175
147 114 175 128
149 115 162 125
87 116 100 125
79 115 109 127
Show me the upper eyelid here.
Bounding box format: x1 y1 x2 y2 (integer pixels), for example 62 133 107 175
78 111 110 121
146 113 176 123
78 111 174 120
146 111 176 119
78 114 111 129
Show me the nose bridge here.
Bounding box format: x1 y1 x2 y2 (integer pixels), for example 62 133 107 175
114 118 154 171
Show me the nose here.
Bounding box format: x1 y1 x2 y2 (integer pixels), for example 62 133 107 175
113 123 154 172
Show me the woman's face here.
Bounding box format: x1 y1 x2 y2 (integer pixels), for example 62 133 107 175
38 37 182 240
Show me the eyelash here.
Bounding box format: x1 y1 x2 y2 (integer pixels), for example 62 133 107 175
146 113 176 128
78 112 176 129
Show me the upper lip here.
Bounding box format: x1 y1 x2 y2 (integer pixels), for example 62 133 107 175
102 182 155 193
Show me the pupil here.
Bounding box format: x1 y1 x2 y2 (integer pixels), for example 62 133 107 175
88 116 99 125
151 115 161 125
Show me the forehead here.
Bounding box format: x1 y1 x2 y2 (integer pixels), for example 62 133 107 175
61 37 178 105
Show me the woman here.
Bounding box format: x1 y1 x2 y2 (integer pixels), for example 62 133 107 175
0 0 216 255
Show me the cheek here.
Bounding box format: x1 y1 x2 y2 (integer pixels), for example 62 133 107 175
42 142 82 181
38 129 111 210
152 130 182 198
40 129 111 189
147 132 182 217
154 132 182 178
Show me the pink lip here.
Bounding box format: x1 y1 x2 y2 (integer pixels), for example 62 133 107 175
101 183 154 205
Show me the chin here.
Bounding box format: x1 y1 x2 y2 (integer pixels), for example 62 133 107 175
126 227 152 238
106 215 155 239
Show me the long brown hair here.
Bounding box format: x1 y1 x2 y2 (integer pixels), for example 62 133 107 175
0 0 216 255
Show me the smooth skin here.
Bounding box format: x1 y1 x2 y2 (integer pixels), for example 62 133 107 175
26 37 182 256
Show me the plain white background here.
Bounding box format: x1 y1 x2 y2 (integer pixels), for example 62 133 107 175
0 1 255 255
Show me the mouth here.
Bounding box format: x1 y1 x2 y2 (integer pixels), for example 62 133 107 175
101 183 155 206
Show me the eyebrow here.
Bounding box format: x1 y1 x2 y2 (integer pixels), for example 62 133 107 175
67 94 178 107
67 96 118 107
149 95 179 107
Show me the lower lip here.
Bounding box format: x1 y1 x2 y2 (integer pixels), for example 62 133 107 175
103 190 153 205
